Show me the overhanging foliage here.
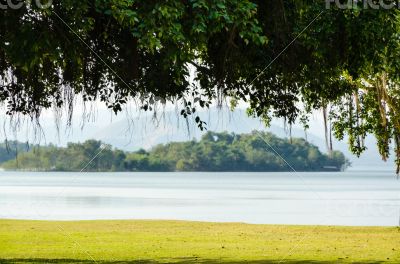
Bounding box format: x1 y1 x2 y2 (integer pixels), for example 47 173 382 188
1 1 400 172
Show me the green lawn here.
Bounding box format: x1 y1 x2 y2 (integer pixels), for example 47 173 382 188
0 220 399 263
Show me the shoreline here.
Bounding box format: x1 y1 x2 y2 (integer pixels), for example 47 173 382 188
0 218 399 228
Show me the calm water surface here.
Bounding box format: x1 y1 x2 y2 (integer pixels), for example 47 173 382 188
0 170 399 226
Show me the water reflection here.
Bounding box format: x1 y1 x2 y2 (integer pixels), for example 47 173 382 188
0 171 399 226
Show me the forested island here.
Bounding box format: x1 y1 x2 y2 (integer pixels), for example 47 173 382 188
0 131 349 172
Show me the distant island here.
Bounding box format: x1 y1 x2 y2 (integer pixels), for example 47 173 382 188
0 131 349 172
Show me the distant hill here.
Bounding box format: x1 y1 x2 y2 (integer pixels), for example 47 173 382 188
1 131 349 172
84 109 394 169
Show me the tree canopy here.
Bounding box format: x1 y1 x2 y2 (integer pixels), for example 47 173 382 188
0 131 349 172
1 1 400 172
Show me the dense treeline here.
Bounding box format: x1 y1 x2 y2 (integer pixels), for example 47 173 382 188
0 131 349 172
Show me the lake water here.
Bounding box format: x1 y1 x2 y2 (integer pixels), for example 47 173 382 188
0 170 399 226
